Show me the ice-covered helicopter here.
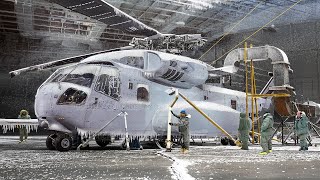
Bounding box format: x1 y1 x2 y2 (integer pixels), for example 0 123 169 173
0 0 296 151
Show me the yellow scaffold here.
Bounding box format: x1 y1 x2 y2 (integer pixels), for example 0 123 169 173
243 42 290 144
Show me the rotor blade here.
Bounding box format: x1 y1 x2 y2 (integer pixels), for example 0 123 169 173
9 46 133 78
50 0 161 37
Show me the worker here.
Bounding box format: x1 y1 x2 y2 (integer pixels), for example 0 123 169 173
238 113 251 150
169 109 190 153
259 112 274 155
18 109 31 143
295 111 309 151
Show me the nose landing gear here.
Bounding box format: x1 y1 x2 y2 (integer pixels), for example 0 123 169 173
46 133 72 152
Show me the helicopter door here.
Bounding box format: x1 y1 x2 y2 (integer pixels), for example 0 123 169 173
84 65 121 130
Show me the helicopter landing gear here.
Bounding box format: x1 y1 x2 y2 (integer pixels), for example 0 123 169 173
220 137 237 146
54 133 72 152
221 137 229 145
46 133 57 150
95 135 111 148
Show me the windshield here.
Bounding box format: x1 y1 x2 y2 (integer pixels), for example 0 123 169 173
50 64 100 88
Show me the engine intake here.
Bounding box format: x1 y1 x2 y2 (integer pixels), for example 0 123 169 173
143 51 208 89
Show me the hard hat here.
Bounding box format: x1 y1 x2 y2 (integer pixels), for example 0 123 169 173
180 109 186 114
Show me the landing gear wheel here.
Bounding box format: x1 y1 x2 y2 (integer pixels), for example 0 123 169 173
221 137 229 145
54 133 72 152
229 139 236 146
46 134 57 150
95 135 111 148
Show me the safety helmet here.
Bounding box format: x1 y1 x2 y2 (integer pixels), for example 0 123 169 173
180 109 186 114
263 113 269 118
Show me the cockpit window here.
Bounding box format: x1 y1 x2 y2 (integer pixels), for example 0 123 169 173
49 66 74 83
57 88 87 105
95 66 120 100
53 64 99 88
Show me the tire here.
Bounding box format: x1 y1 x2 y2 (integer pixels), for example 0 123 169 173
229 139 236 146
46 134 57 150
54 133 72 152
95 135 111 148
221 137 229 145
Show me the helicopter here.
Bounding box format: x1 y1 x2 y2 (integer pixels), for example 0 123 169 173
0 0 295 151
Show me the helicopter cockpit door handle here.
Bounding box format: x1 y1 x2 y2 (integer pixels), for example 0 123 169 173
93 97 98 105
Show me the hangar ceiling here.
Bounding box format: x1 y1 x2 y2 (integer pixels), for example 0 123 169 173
0 0 319 44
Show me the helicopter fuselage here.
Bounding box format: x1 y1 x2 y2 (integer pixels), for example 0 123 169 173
35 50 267 138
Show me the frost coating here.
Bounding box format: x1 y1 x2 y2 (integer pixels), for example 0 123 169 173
0 119 38 133
159 151 195 180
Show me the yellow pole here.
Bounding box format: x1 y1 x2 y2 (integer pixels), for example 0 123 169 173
252 66 260 143
244 42 249 121
170 96 179 108
178 92 240 146
249 43 256 144
250 59 255 144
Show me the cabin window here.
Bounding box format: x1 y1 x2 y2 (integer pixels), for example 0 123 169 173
137 85 149 102
95 67 120 100
231 100 237 110
120 56 144 69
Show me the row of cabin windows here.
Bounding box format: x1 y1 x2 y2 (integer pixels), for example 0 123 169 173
95 77 149 102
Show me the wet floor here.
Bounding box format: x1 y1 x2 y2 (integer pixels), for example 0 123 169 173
0 136 172 180
1 136 320 180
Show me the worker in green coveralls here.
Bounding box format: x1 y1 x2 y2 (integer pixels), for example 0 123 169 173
295 111 309 151
238 113 251 150
259 112 274 155
18 110 30 143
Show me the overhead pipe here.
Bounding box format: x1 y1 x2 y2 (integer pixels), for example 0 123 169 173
223 45 292 88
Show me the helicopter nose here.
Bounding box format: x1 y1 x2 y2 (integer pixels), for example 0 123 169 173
35 83 56 118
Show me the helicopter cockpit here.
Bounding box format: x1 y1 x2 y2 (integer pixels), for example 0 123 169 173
43 63 120 105
49 64 98 88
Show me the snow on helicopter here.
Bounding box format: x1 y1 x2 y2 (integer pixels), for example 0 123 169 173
0 0 292 151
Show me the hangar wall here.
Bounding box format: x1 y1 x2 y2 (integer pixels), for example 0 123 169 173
1 20 320 118
201 20 320 104
0 33 126 118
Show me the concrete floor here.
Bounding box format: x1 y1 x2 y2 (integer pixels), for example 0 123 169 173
0 136 320 180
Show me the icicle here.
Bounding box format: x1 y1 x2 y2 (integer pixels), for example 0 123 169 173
0 119 38 134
